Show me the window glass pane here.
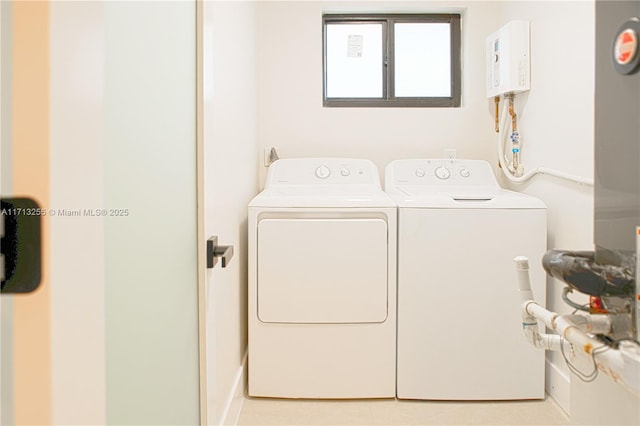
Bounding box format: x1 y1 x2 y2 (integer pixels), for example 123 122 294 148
326 23 383 98
394 22 451 97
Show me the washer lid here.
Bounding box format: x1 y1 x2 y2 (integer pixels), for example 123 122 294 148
389 186 546 209
385 158 546 209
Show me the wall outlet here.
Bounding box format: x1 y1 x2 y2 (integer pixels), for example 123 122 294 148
444 149 457 159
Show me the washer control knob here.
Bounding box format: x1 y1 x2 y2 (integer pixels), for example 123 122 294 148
460 168 471 178
415 168 426 178
434 166 451 180
340 167 351 177
315 165 331 179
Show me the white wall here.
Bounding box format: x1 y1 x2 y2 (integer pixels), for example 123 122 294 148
498 1 595 416
256 1 501 188
203 1 259 424
570 372 640 426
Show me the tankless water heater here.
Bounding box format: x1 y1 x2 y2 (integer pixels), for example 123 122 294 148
486 20 531 98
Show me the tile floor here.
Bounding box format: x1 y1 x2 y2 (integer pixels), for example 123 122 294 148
237 396 569 425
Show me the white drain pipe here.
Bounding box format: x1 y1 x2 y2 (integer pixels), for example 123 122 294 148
515 256 562 351
514 256 640 398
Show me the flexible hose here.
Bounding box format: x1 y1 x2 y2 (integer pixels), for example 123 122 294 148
497 100 594 186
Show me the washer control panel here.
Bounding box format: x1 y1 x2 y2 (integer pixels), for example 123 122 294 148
386 159 499 187
266 158 381 187
434 166 452 180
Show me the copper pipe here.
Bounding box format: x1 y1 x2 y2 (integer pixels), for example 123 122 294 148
494 96 500 133
508 94 517 132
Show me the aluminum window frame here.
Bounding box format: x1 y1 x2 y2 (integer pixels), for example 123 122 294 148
322 14 461 108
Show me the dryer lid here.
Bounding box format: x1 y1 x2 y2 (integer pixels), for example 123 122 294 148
250 158 396 208
266 158 382 187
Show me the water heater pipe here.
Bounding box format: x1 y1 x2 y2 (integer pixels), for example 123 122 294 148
507 94 522 175
497 100 594 186
508 94 518 132
515 257 640 397
494 96 500 133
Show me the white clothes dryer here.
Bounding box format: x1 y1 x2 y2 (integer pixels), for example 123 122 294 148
385 159 547 400
248 158 397 398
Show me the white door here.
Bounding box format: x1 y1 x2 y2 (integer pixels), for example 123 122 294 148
1 2 201 424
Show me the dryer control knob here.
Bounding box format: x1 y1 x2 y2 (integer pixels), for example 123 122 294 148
460 169 471 178
415 168 426 178
340 167 351 177
315 165 331 179
434 166 451 180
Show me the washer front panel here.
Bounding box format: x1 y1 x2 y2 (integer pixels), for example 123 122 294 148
396 207 546 400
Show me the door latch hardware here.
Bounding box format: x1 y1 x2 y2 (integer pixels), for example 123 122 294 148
207 236 234 269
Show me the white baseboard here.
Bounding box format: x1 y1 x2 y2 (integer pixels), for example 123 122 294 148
221 352 247 426
545 358 570 416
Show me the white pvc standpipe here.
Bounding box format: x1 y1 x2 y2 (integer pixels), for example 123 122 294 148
515 256 562 351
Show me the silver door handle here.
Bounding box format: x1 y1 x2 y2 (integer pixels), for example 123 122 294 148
207 236 234 269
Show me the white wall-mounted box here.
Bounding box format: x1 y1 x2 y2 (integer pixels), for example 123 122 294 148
486 20 531 98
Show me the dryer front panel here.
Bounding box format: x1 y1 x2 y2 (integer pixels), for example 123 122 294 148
257 218 388 323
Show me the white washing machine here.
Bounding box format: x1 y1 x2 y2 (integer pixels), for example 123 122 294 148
248 158 397 398
385 159 547 400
